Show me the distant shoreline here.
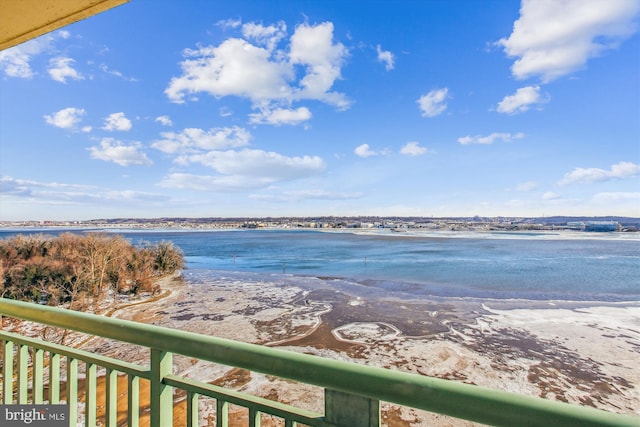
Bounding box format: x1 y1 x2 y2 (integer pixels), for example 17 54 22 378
1 215 639 234
1 225 639 244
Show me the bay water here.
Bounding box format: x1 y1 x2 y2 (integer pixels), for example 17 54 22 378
4 228 636 302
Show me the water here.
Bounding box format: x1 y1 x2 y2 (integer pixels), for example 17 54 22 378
2 228 638 302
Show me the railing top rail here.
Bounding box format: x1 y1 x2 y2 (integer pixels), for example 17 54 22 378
0 329 150 379
1 298 637 427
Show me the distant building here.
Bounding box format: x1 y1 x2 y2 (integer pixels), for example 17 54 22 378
566 221 585 230
584 221 619 232
567 221 619 232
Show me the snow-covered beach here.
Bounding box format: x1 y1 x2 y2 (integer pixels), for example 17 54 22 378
83 269 639 425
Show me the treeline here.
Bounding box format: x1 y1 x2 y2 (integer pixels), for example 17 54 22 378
0 233 184 309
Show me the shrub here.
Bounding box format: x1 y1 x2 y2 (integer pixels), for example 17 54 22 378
0 233 184 308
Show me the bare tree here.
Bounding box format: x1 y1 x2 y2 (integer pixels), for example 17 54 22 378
0 232 184 310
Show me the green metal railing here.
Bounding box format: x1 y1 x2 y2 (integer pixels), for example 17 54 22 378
0 298 637 427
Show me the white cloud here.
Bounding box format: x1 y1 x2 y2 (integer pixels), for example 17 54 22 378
0 30 69 78
0 47 34 78
354 144 378 158
152 126 251 154
219 107 233 117
289 22 350 108
516 181 538 191
592 192 640 202
165 21 350 119
1 175 91 197
497 86 548 114
417 88 448 117
102 112 132 131
497 0 640 82
216 18 242 30
48 57 84 83
458 132 525 145
159 173 262 191
400 141 427 156
155 115 173 127
242 21 287 51
503 196 574 212
43 107 86 129
1 175 167 207
590 192 640 215
159 149 325 191
1 175 33 196
281 189 361 200
89 138 152 166
249 106 311 126
250 189 363 202
558 161 640 185
100 190 168 203
185 149 324 178
166 38 293 103
152 125 324 190
99 64 137 81
376 44 395 71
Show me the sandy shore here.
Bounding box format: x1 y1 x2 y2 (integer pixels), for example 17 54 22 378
59 270 635 426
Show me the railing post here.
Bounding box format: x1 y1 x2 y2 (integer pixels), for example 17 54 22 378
49 352 61 403
128 374 139 427
17 344 29 404
85 363 97 427
67 357 79 425
105 368 118 426
186 391 199 427
325 389 380 427
216 399 229 427
150 349 173 427
33 347 45 403
2 340 14 404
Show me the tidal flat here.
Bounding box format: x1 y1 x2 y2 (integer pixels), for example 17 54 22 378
76 271 639 426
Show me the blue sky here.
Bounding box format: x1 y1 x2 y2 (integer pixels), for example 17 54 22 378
1 0 639 221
